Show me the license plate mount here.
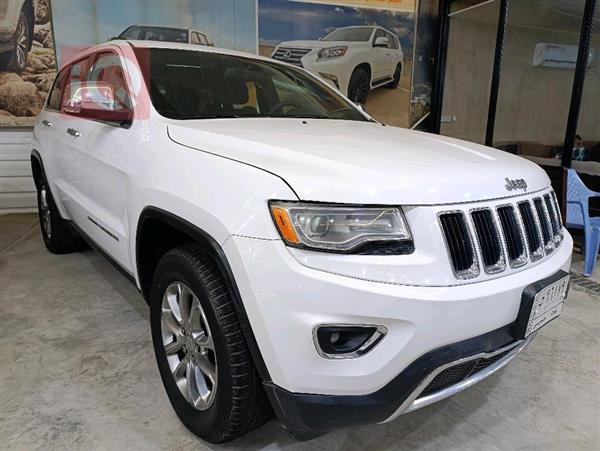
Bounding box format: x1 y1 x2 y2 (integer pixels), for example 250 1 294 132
512 270 570 340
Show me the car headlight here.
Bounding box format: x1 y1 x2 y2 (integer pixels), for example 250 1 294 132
317 46 347 61
269 201 413 254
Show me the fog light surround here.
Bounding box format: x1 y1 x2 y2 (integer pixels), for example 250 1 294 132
313 324 387 359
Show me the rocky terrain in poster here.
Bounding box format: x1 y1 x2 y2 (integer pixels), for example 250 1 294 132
0 0 56 127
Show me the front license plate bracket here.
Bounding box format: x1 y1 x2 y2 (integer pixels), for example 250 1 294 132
512 270 570 340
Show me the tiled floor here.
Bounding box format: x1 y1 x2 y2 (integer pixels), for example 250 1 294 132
1 214 599 450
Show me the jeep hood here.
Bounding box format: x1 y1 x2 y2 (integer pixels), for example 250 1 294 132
167 119 550 205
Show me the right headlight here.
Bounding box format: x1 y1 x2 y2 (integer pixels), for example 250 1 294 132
269 201 413 254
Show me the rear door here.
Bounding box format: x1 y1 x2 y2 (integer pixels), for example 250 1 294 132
55 49 134 269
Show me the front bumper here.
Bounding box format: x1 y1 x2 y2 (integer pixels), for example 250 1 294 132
263 328 534 439
222 232 572 436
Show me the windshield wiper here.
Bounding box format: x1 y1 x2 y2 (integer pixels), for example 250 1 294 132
291 114 331 119
178 113 240 120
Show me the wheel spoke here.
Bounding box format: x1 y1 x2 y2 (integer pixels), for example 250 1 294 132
164 336 184 355
186 359 199 406
172 355 188 379
195 332 214 351
177 284 192 328
162 308 183 333
195 354 217 385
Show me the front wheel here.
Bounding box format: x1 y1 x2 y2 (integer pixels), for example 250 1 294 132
347 67 370 104
150 245 271 443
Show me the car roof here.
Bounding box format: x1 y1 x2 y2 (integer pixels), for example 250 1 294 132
60 40 300 72
120 40 274 61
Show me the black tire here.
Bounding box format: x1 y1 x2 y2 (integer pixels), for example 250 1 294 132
347 67 370 104
150 245 271 443
386 63 402 89
36 178 84 254
5 11 31 72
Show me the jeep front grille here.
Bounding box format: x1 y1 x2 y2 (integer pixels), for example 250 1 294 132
439 191 563 279
271 47 312 66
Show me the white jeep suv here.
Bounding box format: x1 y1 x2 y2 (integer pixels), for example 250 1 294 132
32 41 572 443
272 25 403 103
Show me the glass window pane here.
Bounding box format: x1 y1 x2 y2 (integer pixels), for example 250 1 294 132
440 0 500 144
493 3 585 163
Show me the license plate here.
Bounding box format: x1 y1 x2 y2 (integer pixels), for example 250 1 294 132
525 275 569 337
513 270 570 339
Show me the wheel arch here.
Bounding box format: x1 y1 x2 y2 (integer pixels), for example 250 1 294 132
135 206 272 382
31 149 44 190
353 62 372 81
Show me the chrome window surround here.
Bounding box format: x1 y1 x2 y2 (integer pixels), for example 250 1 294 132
312 324 388 360
439 190 563 280
382 334 535 423
437 211 481 280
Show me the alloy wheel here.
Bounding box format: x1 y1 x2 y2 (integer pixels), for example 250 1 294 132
161 281 218 410
40 187 52 239
15 18 28 69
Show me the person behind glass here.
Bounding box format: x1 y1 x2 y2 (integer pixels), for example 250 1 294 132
553 134 588 161
572 134 589 161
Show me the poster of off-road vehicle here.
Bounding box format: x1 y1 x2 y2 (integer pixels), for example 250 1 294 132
258 0 415 127
0 0 56 127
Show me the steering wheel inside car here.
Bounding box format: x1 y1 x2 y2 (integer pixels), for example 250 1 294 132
267 100 303 115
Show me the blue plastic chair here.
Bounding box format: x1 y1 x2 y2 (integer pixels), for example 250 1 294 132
566 169 600 276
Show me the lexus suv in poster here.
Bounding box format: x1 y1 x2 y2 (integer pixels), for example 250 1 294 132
272 25 403 103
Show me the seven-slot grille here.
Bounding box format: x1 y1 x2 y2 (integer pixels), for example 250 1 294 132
439 191 563 279
271 47 312 66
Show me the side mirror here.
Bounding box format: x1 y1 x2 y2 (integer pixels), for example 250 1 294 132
63 82 133 123
374 36 390 48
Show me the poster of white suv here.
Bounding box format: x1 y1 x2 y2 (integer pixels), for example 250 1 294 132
272 25 403 103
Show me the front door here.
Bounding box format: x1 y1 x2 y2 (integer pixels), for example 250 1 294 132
55 48 134 270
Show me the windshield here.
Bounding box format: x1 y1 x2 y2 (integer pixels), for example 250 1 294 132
322 27 373 42
134 48 368 121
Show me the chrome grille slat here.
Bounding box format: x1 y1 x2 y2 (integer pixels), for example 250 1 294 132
496 205 528 268
518 201 544 261
439 212 479 279
440 190 563 279
470 209 505 274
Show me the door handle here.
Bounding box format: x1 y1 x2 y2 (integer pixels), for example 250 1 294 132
66 128 80 138
42 120 53 127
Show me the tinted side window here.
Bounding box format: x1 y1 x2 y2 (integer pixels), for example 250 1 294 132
373 29 388 47
88 51 132 110
387 32 398 50
46 68 67 110
61 56 92 112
